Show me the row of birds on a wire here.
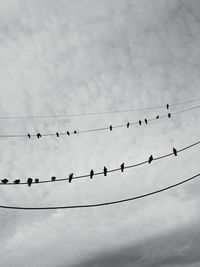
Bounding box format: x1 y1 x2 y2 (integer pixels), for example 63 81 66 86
28 112 172 139
26 104 171 138
0 147 178 186
1 102 200 139
2 101 200 139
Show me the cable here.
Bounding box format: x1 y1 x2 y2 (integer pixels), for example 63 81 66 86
1 139 200 185
0 105 200 139
0 172 199 210
0 98 200 120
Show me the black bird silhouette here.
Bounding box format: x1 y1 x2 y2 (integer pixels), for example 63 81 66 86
56 132 59 137
67 131 70 136
51 176 56 181
14 179 20 184
144 118 148 124
74 130 77 134
104 166 107 176
156 115 159 119
27 133 31 138
166 103 169 109
35 178 39 183
1 179 8 184
139 120 142 125
110 125 113 131
168 113 171 118
173 147 177 156
69 173 73 183
37 133 42 138
90 169 94 179
127 122 130 128
27 178 33 187
148 155 153 164
120 163 125 172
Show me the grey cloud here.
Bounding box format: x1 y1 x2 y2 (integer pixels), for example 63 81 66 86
71 221 200 267
0 0 199 267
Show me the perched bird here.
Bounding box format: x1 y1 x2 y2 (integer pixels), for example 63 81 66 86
127 122 130 128
90 169 94 179
139 120 142 125
27 178 33 187
120 163 125 172
51 176 56 181
74 130 77 134
144 118 148 124
67 131 70 136
109 125 113 131
14 179 20 184
69 173 73 183
156 115 159 119
173 147 177 156
103 166 108 176
168 113 171 118
37 133 42 138
27 133 31 138
56 132 59 137
166 103 169 109
1 179 8 184
148 155 153 164
35 178 39 183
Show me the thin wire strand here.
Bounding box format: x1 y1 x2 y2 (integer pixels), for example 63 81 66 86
2 139 200 185
0 98 200 120
1 172 199 210
0 105 200 139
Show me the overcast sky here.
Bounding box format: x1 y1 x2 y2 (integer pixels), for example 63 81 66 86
0 0 200 266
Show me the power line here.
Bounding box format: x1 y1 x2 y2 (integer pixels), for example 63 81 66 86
0 105 200 139
0 172 199 210
1 139 200 185
0 98 199 120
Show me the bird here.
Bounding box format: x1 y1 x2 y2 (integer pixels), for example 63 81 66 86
67 131 70 136
14 179 20 184
166 103 169 109
74 130 77 134
139 120 142 125
109 125 113 131
69 173 73 183
37 133 42 138
56 132 59 137
27 133 31 138
127 122 130 128
148 155 153 164
1 179 8 184
168 113 171 118
156 115 159 119
27 178 33 187
144 118 148 124
103 166 107 176
51 176 56 181
35 178 39 183
173 147 177 156
120 163 125 172
90 169 94 179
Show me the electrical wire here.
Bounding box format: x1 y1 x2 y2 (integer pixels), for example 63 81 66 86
0 104 200 139
0 172 199 210
0 98 199 120
1 138 200 185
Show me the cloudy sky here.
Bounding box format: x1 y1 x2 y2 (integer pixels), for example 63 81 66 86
0 0 200 266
